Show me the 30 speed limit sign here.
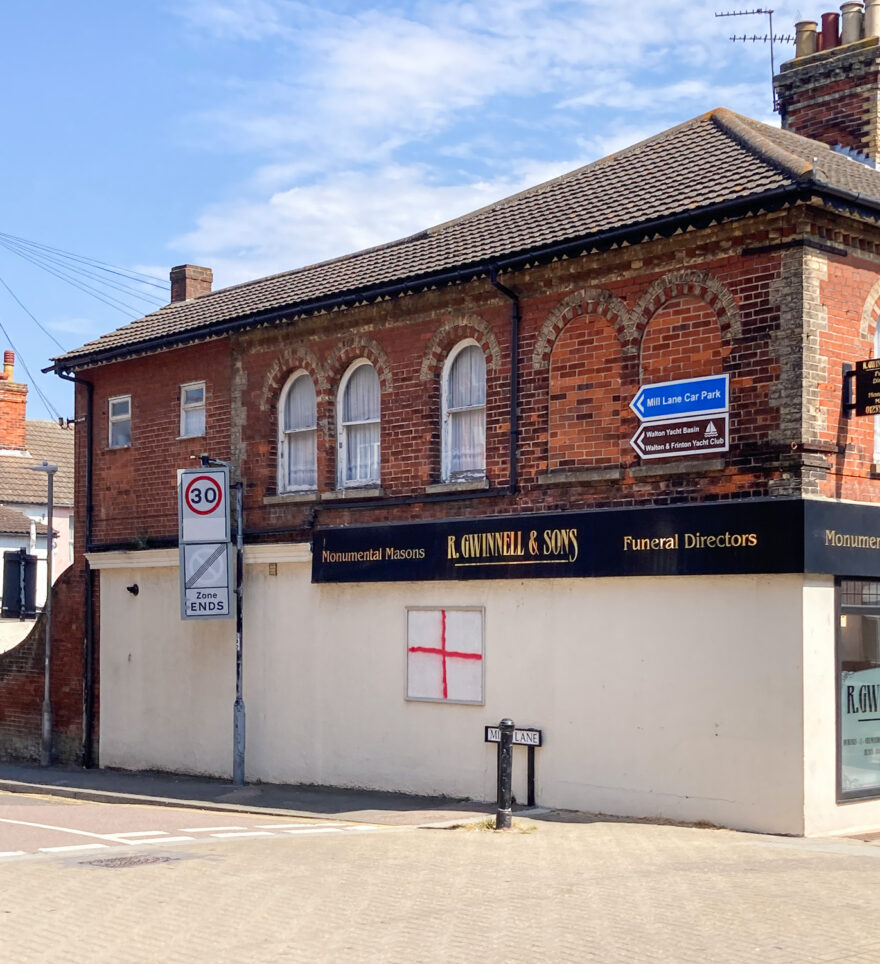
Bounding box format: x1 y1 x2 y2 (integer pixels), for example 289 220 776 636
179 467 230 543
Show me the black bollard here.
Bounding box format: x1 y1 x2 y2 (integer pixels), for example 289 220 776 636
495 718 514 830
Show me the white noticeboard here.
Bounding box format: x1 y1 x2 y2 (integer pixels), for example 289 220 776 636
180 541 233 619
179 467 230 544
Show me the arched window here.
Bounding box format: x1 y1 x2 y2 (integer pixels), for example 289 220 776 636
442 342 486 481
338 361 380 487
875 322 880 464
278 372 317 492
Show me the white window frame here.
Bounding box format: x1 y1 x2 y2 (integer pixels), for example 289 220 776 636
179 381 206 439
108 395 131 449
441 340 486 482
278 370 317 493
337 359 381 489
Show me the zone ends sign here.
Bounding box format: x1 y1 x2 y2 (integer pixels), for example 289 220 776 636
179 467 231 544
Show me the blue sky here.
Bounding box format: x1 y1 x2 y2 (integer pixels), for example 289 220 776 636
2 0 808 419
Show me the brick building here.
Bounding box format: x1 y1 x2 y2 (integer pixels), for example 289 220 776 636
14 4 880 834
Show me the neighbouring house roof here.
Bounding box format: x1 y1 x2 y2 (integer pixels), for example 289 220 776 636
0 504 47 537
55 107 880 371
0 421 75 507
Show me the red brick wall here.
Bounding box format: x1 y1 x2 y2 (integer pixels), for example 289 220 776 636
0 563 88 764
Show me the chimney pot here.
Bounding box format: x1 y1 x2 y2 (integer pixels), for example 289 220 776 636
822 11 841 48
866 0 880 35
796 20 820 56
170 264 213 303
3 351 14 380
841 2 864 44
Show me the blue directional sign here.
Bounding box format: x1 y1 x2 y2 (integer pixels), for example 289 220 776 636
630 374 729 422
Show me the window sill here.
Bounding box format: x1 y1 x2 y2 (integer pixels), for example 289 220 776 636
538 467 623 486
321 487 385 501
629 457 726 478
263 491 320 506
425 479 489 494
176 434 206 441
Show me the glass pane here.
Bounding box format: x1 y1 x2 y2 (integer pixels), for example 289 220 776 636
841 611 880 794
287 429 317 488
841 580 880 608
285 375 316 432
183 386 204 406
183 407 205 437
110 398 129 418
450 407 485 475
346 422 380 482
449 346 485 409
110 418 131 448
343 365 380 423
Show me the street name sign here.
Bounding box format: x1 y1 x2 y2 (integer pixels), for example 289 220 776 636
630 414 729 460
484 726 543 746
180 541 233 619
179 467 230 544
630 374 729 422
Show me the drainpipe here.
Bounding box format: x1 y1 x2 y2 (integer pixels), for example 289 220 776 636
489 268 519 492
54 370 96 768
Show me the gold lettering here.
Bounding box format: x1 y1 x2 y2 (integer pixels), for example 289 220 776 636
447 535 459 560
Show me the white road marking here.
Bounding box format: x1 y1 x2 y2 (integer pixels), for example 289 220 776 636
179 826 247 833
133 836 194 845
39 844 108 853
257 822 348 829
210 830 275 839
0 851 26 857
284 827 345 835
341 825 381 832
0 816 115 841
107 831 169 839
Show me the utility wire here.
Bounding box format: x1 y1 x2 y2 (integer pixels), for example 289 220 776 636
0 237 165 308
0 316 61 422
0 231 168 289
0 273 66 351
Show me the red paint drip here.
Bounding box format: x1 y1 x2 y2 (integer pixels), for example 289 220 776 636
441 609 447 699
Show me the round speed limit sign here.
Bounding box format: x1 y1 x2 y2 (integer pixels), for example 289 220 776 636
184 475 223 515
180 467 230 543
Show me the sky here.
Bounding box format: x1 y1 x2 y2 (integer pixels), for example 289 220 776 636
1 0 811 420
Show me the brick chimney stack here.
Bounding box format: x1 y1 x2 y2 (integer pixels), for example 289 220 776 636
170 264 213 303
0 351 28 452
775 3 880 161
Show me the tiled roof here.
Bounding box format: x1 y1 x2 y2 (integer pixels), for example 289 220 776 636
56 108 880 369
0 421 75 506
0 504 48 537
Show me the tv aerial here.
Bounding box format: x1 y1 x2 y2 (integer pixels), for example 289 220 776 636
716 9 795 110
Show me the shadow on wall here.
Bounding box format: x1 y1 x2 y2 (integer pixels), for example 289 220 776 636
0 564 89 765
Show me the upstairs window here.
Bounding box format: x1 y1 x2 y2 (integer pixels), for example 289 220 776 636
180 381 206 438
442 342 486 481
338 361 380 487
108 395 131 448
279 372 317 492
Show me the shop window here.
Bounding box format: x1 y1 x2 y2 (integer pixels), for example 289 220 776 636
279 372 317 492
108 395 131 448
179 381 206 438
442 342 486 481
338 361 380 487
839 579 880 799
406 607 484 703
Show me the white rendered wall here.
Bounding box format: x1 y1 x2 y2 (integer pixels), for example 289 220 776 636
96 549 815 834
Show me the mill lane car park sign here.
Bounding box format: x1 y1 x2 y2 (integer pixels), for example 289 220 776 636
630 373 730 460
178 466 233 620
629 373 728 421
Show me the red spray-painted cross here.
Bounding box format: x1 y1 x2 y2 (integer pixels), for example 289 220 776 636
408 609 482 700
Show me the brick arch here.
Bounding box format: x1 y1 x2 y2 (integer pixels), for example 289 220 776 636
860 278 880 342
419 314 502 382
260 346 326 411
631 271 742 346
532 289 632 369
324 337 393 392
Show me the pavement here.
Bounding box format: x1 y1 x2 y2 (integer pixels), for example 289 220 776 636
0 761 498 826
